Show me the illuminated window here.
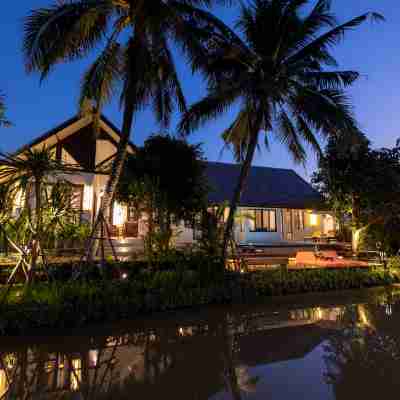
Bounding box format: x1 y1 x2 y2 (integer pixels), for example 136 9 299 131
83 185 93 211
248 209 277 232
294 210 304 231
310 213 318 226
112 202 126 226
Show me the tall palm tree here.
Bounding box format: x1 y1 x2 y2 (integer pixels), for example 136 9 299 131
0 92 11 127
180 0 382 258
23 0 233 255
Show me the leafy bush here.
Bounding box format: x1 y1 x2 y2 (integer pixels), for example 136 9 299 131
59 222 91 244
1 266 399 335
388 256 400 269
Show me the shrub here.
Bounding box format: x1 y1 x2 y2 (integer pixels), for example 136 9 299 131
388 256 400 269
1 266 399 335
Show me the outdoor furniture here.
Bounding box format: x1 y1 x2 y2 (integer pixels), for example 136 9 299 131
124 222 139 238
108 225 119 238
294 251 369 269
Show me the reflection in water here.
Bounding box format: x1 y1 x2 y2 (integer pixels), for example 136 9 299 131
324 294 400 400
1 288 400 399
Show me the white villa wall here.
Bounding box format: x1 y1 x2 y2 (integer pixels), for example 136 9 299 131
174 222 196 246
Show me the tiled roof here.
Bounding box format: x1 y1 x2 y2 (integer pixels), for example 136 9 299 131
205 161 325 210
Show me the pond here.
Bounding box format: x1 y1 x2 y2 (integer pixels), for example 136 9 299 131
1 287 400 399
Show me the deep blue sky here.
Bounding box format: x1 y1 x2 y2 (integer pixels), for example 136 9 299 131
1 0 399 180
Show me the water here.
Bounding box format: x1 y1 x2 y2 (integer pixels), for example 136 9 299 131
1 287 400 399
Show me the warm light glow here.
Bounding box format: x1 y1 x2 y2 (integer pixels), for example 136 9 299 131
70 359 82 391
314 307 323 320
310 213 318 226
83 185 93 211
0 370 8 398
358 305 373 328
89 350 98 367
113 202 126 226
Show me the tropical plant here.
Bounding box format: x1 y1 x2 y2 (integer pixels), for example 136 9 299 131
312 135 400 253
0 91 11 127
23 0 233 256
0 147 78 282
117 134 208 256
180 0 382 258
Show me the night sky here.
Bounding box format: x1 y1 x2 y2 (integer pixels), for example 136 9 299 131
1 0 399 180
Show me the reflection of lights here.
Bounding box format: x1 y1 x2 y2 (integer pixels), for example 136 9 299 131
70 359 82 391
235 365 258 393
358 305 373 329
4 354 16 370
385 304 393 316
89 350 99 367
315 307 323 320
0 370 8 397
178 327 194 337
45 361 53 373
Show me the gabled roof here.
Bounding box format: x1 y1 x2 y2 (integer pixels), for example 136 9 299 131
205 161 325 210
15 114 136 155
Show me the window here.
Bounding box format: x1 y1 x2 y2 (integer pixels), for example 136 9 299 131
248 209 277 232
184 219 193 229
70 185 84 211
294 210 304 231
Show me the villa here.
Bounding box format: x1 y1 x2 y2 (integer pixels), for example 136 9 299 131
13 114 335 248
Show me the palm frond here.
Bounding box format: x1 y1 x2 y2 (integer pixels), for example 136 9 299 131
300 70 360 89
288 82 358 137
276 109 307 164
149 35 187 128
0 92 11 127
287 11 384 66
79 37 123 114
221 109 252 162
178 84 242 135
23 0 113 78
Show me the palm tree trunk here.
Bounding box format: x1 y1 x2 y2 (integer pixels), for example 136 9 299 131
222 132 259 261
351 193 361 254
29 178 42 283
90 102 135 259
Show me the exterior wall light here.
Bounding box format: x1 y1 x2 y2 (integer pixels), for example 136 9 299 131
310 213 318 227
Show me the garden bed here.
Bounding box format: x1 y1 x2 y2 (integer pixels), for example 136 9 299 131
1 262 399 335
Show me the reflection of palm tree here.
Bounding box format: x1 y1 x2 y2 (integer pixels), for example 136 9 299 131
324 329 400 400
0 318 245 399
324 299 400 400
221 316 243 400
0 339 122 399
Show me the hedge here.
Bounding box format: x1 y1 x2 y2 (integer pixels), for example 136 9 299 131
1 267 399 335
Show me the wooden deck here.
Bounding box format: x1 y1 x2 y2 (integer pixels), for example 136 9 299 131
232 243 380 270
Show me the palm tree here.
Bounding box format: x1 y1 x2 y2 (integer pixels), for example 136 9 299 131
23 0 233 256
0 148 78 282
180 0 382 258
0 92 11 127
